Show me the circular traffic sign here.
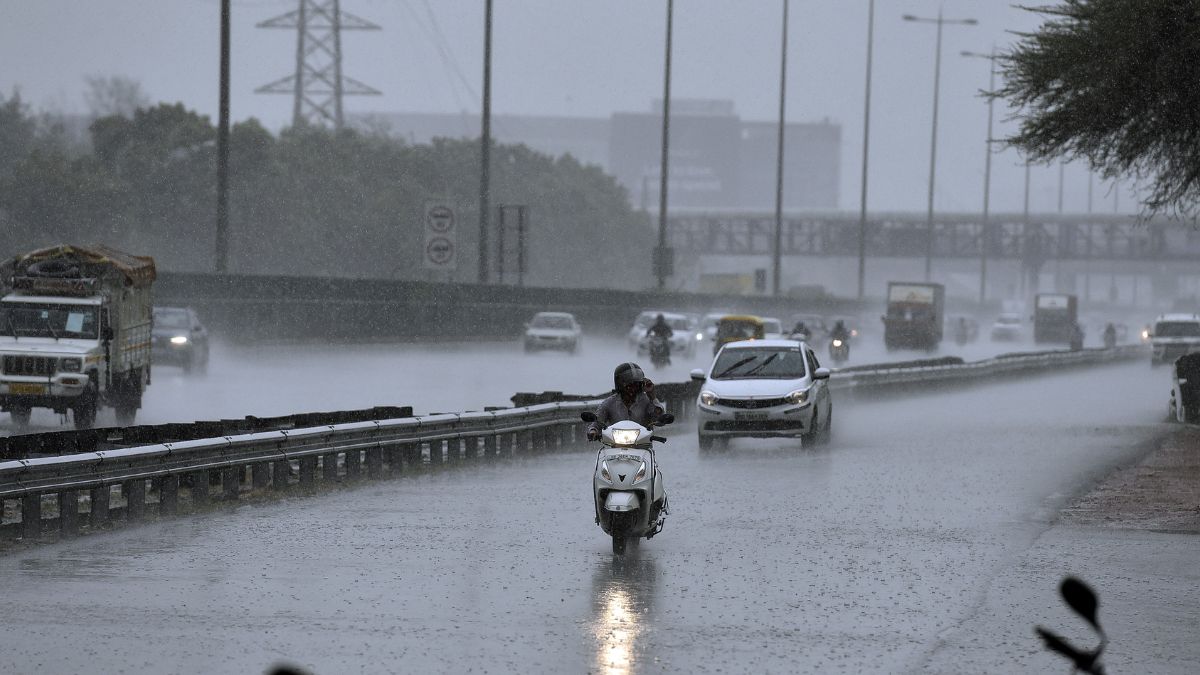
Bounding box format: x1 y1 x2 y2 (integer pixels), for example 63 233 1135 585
427 205 455 232
426 236 455 265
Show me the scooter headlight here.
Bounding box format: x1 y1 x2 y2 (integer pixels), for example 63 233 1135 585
611 429 640 446
600 460 612 482
170 335 189 345
695 332 704 341
634 461 647 483
699 390 717 406
832 339 843 347
786 388 809 405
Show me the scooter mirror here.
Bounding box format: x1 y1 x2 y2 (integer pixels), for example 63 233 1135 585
657 413 675 426
580 411 597 423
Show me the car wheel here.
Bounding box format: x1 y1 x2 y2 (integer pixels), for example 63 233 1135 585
698 433 714 451
816 405 833 446
801 406 820 445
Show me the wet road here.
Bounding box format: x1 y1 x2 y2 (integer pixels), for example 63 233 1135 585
5 332 1071 433
0 360 1180 674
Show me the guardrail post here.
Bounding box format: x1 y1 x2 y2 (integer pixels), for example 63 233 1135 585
222 468 240 501
89 485 110 527
21 493 41 539
346 449 362 479
252 463 270 489
58 490 79 535
464 436 479 461
366 446 383 477
160 475 179 515
125 479 147 520
322 453 338 481
272 459 290 490
299 456 318 487
191 472 210 507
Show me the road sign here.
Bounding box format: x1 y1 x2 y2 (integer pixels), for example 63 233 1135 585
423 202 457 271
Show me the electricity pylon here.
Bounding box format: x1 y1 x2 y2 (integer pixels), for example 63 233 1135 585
256 0 380 129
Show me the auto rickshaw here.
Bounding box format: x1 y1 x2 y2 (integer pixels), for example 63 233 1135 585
1169 353 1200 423
713 315 765 355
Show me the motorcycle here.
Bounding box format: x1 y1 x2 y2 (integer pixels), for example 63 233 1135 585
647 334 671 368
580 411 674 554
828 337 849 364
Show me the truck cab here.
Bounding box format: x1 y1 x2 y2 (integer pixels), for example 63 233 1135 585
882 282 945 351
1149 313 1200 366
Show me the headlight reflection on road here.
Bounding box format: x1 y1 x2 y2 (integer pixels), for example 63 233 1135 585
594 588 641 675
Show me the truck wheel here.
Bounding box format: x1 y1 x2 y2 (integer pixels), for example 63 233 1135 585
73 386 97 430
9 406 32 429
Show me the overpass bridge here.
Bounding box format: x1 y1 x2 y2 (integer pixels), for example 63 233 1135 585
665 211 1200 305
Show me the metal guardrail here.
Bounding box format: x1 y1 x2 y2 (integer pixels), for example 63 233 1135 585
0 345 1145 542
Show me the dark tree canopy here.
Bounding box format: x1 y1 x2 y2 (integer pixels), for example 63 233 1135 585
997 0 1200 216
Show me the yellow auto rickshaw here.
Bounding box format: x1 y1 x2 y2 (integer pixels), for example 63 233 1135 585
713 315 765 355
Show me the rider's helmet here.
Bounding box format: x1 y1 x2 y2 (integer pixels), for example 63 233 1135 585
655 313 665 323
834 319 846 331
614 362 646 395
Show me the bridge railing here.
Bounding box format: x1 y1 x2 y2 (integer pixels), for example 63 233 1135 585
0 344 1145 543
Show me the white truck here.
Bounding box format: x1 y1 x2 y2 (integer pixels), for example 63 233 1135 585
0 245 155 430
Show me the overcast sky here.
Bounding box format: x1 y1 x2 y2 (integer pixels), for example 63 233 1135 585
0 0 1143 213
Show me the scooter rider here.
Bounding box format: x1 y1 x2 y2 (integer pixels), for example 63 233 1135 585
646 313 674 340
830 319 850 343
587 362 668 521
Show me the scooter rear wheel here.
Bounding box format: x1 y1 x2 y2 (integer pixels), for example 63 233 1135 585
612 533 626 555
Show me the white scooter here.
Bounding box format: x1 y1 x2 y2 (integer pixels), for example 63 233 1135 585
580 411 674 554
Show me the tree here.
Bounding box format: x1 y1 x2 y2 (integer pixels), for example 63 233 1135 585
997 0 1200 216
84 75 149 120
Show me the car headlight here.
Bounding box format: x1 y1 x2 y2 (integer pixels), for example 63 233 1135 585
832 339 843 347
786 389 809 405
699 390 717 406
59 358 82 373
170 335 189 345
634 461 647 482
600 460 612 482
612 428 640 445
1142 330 1150 340
695 332 704 341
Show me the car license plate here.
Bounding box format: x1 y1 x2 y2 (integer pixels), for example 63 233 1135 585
734 411 767 421
9 383 46 396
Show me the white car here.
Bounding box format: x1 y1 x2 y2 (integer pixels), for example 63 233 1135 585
524 312 581 353
990 313 1023 341
690 339 833 450
1149 313 1200 366
761 317 784 339
635 312 698 358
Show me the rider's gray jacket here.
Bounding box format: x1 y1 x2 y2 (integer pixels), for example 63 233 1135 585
589 392 664 436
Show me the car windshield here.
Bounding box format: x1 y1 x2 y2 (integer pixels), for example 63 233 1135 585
711 347 807 380
0 303 98 339
154 310 190 329
762 319 782 334
1155 321 1200 337
633 313 656 327
532 315 573 329
997 316 1020 325
668 317 690 330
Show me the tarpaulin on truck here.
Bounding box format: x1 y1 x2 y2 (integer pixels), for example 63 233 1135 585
11 244 156 289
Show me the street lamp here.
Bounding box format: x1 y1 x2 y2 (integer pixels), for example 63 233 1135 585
903 10 977 282
656 0 674 290
857 0 875 300
961 47 997 305
772 0 790 296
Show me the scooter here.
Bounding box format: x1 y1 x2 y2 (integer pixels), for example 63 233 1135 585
647 334 671 368
828 337 849 364
580 411 674 554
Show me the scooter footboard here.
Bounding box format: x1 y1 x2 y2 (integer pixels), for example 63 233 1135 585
605 491 640 512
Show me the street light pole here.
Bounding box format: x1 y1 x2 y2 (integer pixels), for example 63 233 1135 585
477 0 493 285
857 0 875 300
772 0 789 296
656 0 674 290
904 10 977 282
962 48 997 305
215 0 231 273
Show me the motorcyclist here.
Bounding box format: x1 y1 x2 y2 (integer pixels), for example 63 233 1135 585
790 320 810 340
1070 323 1086 351
1103 322 1117 349
646 313 674 340
587 362 664 440
830 319 850 343
587 362 668 521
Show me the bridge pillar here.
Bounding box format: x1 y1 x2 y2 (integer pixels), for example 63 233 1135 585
299 456 318 487
21 494 41 539
272 459 291 491
322 453 338 481
345 449 362 479
89 484 110 527
252 463 270 489
444 439 459 464
465 436 479 461
384 445 404 475
190 472 210 507
483 434 497 459
221 468 240 500
58 490 79 535
366 447 383 477
403 443 421 468
125 479 147 520
427 441 443 466
159 475 179 515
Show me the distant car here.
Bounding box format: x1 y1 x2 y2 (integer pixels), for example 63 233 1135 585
699 312 732 344
691 339 833 450
152 306 209 373
990 313 1023 341
1149 313 1200 366
636 312 698 358
524 312 581 353
761 317 785 340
